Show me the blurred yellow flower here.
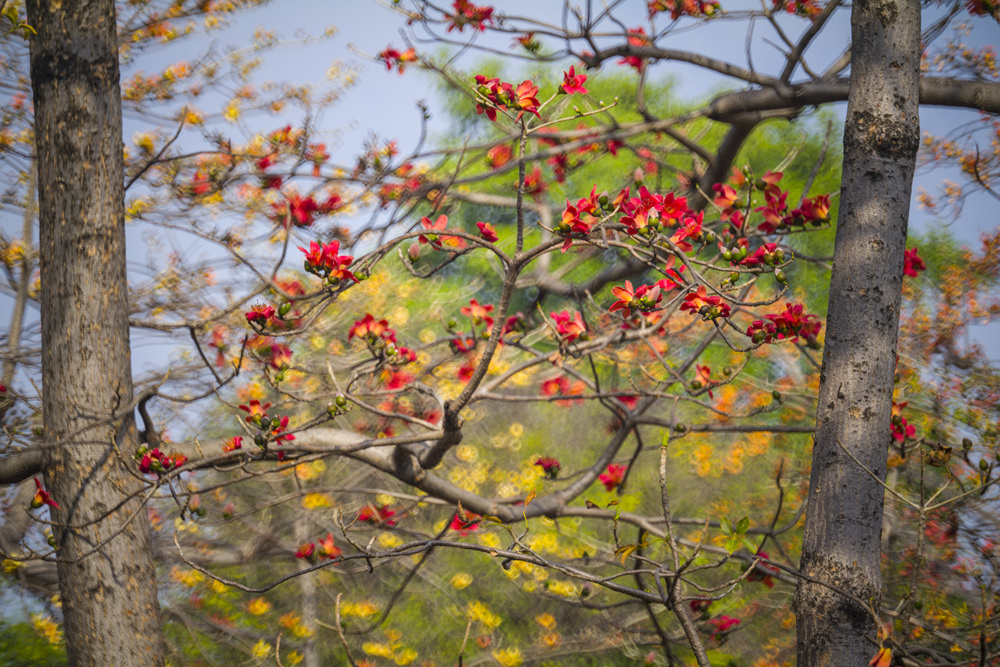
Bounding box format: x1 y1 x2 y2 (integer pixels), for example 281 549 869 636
247 597 271 616
450 572 473 589
251 640 271 659
535 613 556 629
302 492 332 509
492 647 523 666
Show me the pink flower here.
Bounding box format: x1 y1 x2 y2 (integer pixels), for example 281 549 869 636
450 512 481 535
599 464 627 491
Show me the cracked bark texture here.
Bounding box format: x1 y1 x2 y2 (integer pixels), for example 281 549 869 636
28 0 166 663
793 0 920 664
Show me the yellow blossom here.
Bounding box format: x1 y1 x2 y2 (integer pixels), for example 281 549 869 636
251 640 271 659
302 492 333 509
210 579 228 595
492 647 523 667
2 559 21 573
223 100 241 122
450 573 473 589
539 631 561 648
535 613 556 629
31 613 62 645
547 580 578 597
379 532 402 549
363 643 393 657
341 600 379 618
286 651 304 665
456 445 478 462
247 597 271 616
467 600 502 630
508 422 524 438
394 648 418 665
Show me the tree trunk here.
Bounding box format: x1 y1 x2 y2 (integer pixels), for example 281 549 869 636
793 0 920 664
27 0 166 664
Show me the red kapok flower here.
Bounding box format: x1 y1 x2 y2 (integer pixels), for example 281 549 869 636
447 0 494 32
295 542 316 559
245 303 275 326
476 221 499 242
708 615 740 640
460 299 495 328
223 436 243 453
560 66 588 95
239 399 272 424
450 511 481 535
317 533 342 559
599 463 627 491
551 310 588 342
358 504 397 526
903 246 927 278
378 45 418 74
534 457 561 479
31 478 60 509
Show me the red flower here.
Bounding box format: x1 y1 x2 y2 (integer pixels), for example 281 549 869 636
524 166 547 200
358 504 397 526
239 399 272 424
460 299 495 328
512 80 540 122
447 0 494 32
618 28 650 71
551 310 588 342
903 246 927 278
693 365 714 399
298 239 357 284
245 303 275 326
746 302 822 345
349 314 397 345
31 478 60 509
541 376 585 406
534 457 561 479
378 45 418 74
486 144 512 169
295 542 316 559
680 286 731 321
560 66 588 95
610 281 662 318
476 221 499 242
891 401 916 442
514 32 540 53
450 512 481 535
708 615 740 640
599 463 627 491
317 533 342 559
419 214 467 251
747 550 780 588
223 436 243 453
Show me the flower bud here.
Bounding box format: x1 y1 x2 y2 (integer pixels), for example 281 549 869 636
775 269 787 283
674 423 687 433
335 395 348 407
278 302 292 318
254 433 267 448
408 242 421 261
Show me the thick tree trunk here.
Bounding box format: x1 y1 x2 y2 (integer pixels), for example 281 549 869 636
793 0 920 664
27 0 166 664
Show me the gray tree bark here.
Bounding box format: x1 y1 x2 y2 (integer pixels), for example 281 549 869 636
27 0 166 664
793 0 921 664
